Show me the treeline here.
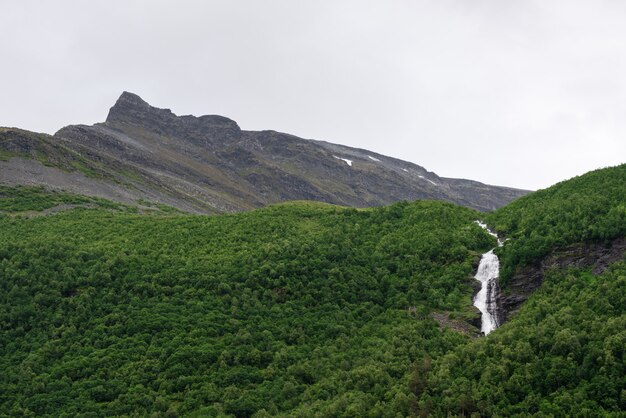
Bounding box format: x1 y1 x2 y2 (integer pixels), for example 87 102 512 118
0 185 127 213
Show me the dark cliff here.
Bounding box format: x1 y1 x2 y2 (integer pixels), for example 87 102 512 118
497 237 626 322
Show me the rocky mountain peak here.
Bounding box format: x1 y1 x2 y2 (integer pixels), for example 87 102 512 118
105 91 241 141
106 91 162 123
118 91 149 106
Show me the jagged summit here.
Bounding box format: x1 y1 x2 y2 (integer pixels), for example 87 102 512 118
105 91 241 139
106 91 160 123
116 91 149 106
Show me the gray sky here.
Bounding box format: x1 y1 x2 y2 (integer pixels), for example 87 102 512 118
1 0 625 190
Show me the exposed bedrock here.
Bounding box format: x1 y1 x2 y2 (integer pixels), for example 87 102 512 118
498 237 626 322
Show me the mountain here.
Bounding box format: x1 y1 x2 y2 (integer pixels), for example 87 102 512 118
0 164 623 416
0 92 528 213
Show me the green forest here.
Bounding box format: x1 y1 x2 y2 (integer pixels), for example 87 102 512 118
1 164 625 417
487 164 626 284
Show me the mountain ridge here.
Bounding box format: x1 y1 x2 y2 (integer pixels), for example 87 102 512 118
0 92 530 213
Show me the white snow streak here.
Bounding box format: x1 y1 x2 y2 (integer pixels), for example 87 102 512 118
418 175 438 186
333 156 353 167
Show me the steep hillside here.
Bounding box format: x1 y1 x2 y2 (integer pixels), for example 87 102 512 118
415 264 625 416
489 164 626 277
0 187 494 417
0 127 215 213
487 164 626 319
0 92 529 213
415 164 626 416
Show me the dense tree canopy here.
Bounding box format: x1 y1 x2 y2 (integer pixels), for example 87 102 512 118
488 164 626 284
1 163 624 417
416 164 626 416
415 264 625 416
0 188 493 416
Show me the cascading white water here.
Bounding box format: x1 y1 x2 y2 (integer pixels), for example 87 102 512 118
473 221 503 335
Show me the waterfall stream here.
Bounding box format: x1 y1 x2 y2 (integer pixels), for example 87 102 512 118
473 221 503 335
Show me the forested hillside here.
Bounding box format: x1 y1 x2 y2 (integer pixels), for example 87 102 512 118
1 164 624 417
488 164 626 283
415 164 626 416
0 187 493 416
415 262 625 416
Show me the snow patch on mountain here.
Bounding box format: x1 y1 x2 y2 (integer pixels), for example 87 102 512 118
418 175 437 186
334 156 353 167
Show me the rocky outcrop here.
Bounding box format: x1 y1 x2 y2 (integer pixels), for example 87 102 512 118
497 237 626 322
105 91 242 143
431 312 482 338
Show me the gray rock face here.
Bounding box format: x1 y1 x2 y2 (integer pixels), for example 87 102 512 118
0 92 530 213
106 92 242 144
497 237 626 322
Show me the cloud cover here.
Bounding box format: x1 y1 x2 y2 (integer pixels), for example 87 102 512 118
1 0 625 190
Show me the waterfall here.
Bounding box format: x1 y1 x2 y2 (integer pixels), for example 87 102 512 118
473 221 503 335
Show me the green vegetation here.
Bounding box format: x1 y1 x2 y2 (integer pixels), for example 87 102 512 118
0 128 125 181
0 190 493 416
0 148 19 161
414 164 626 416
415 264 625 416
136 198 184 214
488 164 626 283
1 162 625 417
0 186 187 216
0 186 92 212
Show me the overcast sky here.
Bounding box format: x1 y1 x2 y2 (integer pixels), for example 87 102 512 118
1 1 625 190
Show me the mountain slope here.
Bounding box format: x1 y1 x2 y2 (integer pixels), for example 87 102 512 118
0 92 529 213
414 163 626 416
0 187 494 417
416 263 625 417
489 163 626 282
